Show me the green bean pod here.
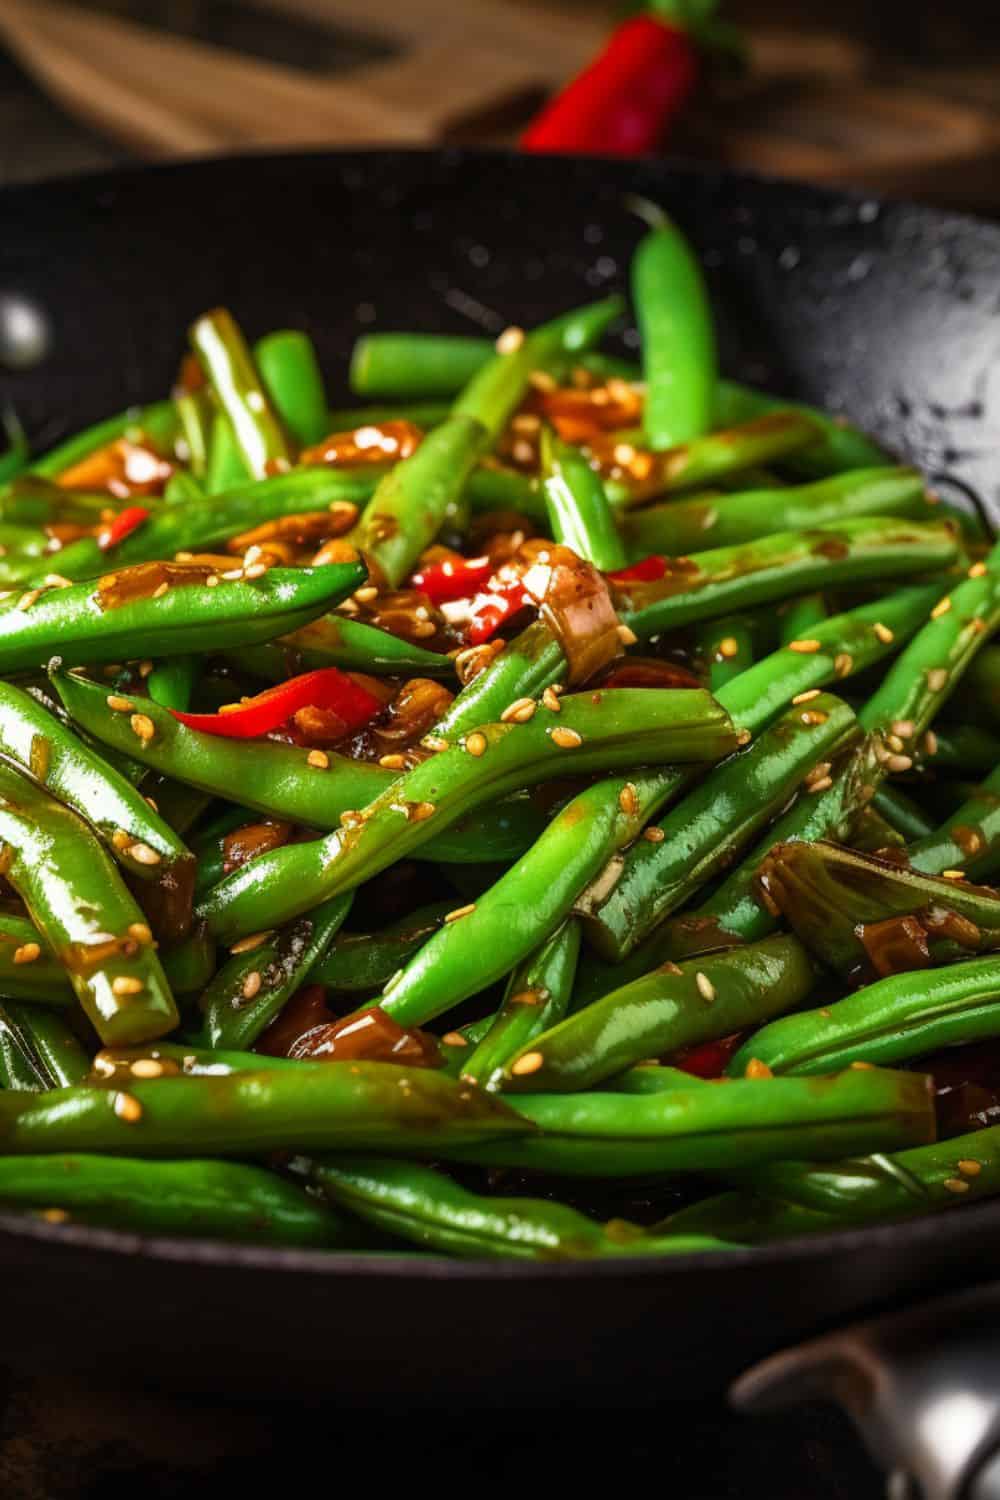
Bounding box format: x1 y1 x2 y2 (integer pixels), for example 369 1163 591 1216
190 308 292 477
233 615 455 680
0 560 365 672
146 656 197 712
779 592 828 647
632 207 717 449
0 1001 90 1090
909 765 1000 882
622 467 927 559
606 414 826 506
0 1153 355 1246
540 426 626 572
758 839 1000 981
581 693 860 960
440 1067 935 1177
872 784 935 842
196 688 737 942
503 935 816 1094
0 762 178 1044
461 920 581 1092
203 892 353 1050
729 953 1000 1076
0 914 72 1005
350 333 495 399
0 1061 530 1156
714 379 887 478
697 615 754 690
945 644 1000 731
255 330 329 448
311 901 455 993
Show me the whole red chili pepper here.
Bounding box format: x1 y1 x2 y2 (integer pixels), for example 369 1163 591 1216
521 13 699 157
96 506 150 551
607 554 667 583
170 667 382 740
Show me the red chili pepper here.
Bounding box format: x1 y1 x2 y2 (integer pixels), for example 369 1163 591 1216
668 1031 746 1079
465 580 530 645
521 14 698 157
607 555 667 583
410 556 493 605
96 506 150 551
170 667 382 740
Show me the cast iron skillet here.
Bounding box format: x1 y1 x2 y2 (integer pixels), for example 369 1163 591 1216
0 150 999 1419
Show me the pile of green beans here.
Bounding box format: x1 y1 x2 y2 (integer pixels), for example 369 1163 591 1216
0 206 996 1261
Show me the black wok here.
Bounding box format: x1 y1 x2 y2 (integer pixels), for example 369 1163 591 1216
1 150 1000 1452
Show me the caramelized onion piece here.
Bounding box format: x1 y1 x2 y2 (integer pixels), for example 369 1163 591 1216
857 914 932 978
522 545 622 687
288 1004 441 1067
222 820 294 876
97 560 218 611
300 421 422 468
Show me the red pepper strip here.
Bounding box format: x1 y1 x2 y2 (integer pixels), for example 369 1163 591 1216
521 14 698 157
170 667 382 740
96 505 150 551
668 1031 746 1079
465 581 530 646
607 555 667 584
410 556 492 605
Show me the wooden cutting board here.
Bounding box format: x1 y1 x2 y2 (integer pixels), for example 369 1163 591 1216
2 0 999 208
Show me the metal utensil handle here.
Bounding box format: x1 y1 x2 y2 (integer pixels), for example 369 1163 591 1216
731 1282 1000 1500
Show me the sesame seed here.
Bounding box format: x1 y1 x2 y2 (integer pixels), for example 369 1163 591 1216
496 326 525 354
744 1058 773 1079
129 842 162 866
464 731 488 759
378 753 407 769
529 369 557 392
942 869 966 880
510 989 544 1006
643 827 665 843
16 588 42 611
542 686 562 713
230 931 271 954
501 697 536 724
834 652 853 677
408 801 436 822
40 1208 69 1224
618 783 638 816
152 581 169 599
106 695 134 712
421 735 449 753
819 1008 832 1019
613 443 637 466
551 727 583 749
442 1032 467 1047
695 972 716 1003
307 750 330 770
511 1051 544 1076
411 620 437 639
850 1060 875 1070
220 568 244 582
792 689 821 705
924 731 939 756
130 1058 164 1079
13 942 40 965
927 667 949 692
801 710 829 726
128 923 153 945
129 713 155 744
887 735 904 753
512 440 535 465
354 585 379 603
206 575 220 588
242 971 262 1000
886 754 913 773
138 660 154 678
718 637 740 660
144 797 158 812
617 624 638 646
445 903 476 923
931 596 952 619
943 1178 969 1194
111 829 131 851
111 975 143 996
874 623 894 644
736 729 752 746
808 776 833 794
339 810 363 828
113 1092 143 1123
891 720 915 739
43 574 73 588
244 562 268 580
788 639 821 654
968 561 988 578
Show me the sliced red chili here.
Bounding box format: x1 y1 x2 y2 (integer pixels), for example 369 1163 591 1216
169 667 382 740
667 1031 747 1079
96 505 150 551
465 580 530 644
410 555 493 605
607 555 667 584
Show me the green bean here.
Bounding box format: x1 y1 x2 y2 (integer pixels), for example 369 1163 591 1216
0 762 177 1044
0 1061 530 1156
160 927 216 996
622 468 926 559
162 471 204 505
714 379 887 478
174 389 211 480
440 1067 935 1177
196 688 737 943
0 914 72 1005
540 426 625 572
607 413 826 506
0 680 193 899
0 1001 90 1090
944 644 1000 732
871 784 935 842
204 410 251 495
729 954 1000 1076
581 693 859 960
351 333 495 399
53 671 549 866
924 723 1000 774
632 205 716 449
203 892 353 1050
779 592 828 647
233 615 455 680
311 901 455 994
758 839 1000 980
255 330 329 448
461 921 581 1092
909 765 1000 881
466 464 545 522
326 401 451 432
146 656 197 712
697 616 753 690
0 402 179 497
503 934 815 1094
0 1153 355 1246
190 309 292 478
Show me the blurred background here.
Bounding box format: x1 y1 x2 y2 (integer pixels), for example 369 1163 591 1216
1 0 1000 212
